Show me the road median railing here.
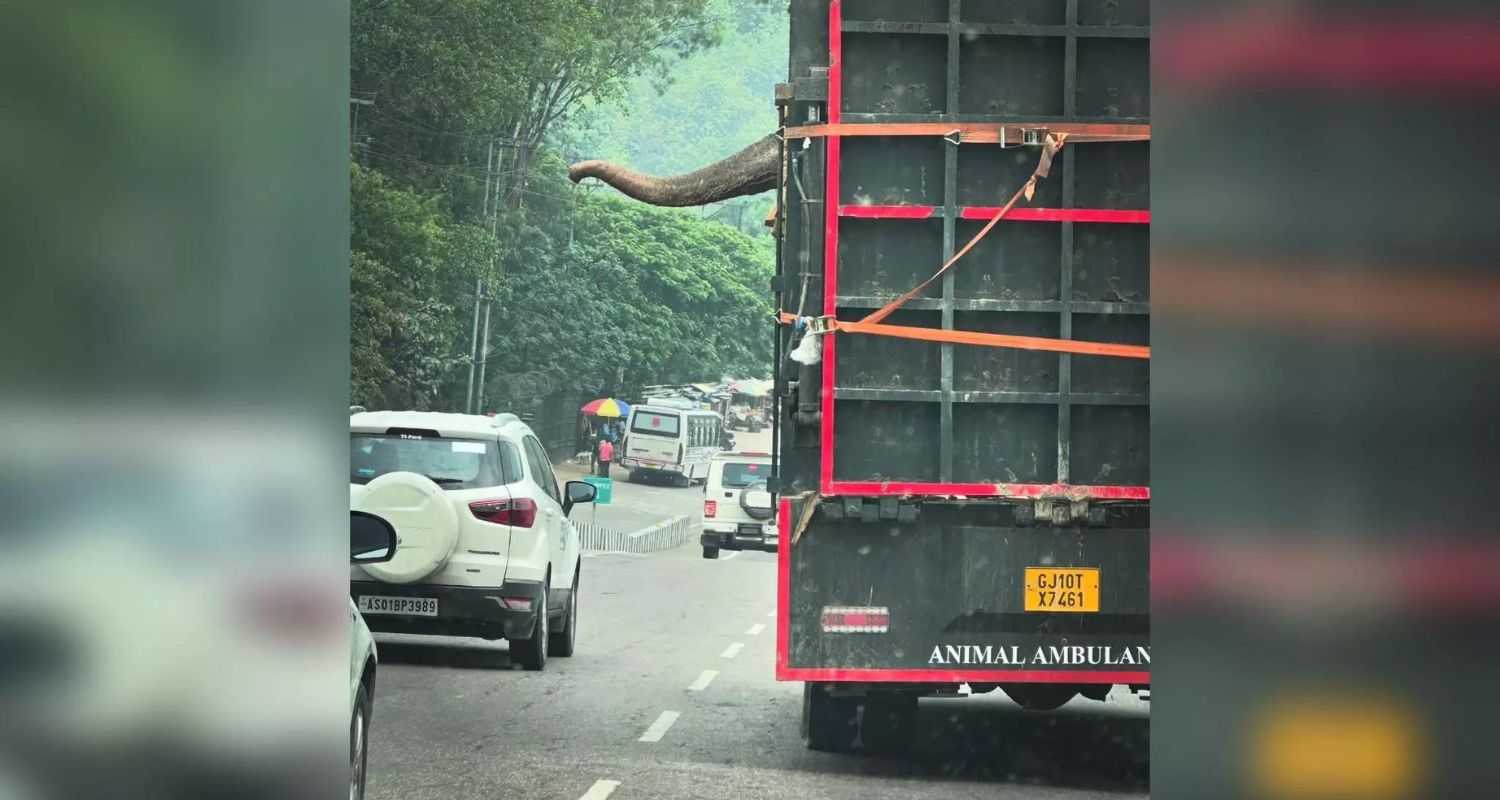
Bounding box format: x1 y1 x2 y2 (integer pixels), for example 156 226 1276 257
575 514 695 555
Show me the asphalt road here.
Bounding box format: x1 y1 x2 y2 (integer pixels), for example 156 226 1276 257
363 427 1149 799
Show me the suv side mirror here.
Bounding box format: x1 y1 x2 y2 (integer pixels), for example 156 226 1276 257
563 480 597 517
351 510 397 564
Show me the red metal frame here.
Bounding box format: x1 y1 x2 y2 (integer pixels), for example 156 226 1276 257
816 1 1148 502
818 0 842 493
827 482 1150 500
775 498 1150 684
775 497 792 677
838 205 1151 224
783 667 1151 684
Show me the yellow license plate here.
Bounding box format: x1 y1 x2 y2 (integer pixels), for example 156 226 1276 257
1024 567 1100 612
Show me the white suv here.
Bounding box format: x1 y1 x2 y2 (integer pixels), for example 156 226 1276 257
700 451 777 558
349 411 596 670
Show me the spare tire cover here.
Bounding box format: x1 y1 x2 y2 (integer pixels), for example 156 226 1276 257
739 480 774 521
352 472 460 584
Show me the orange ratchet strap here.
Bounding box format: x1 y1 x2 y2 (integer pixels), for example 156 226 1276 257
781 121 1151 145
777 313 1150 359
778 122 1153 360
862 132 1067 327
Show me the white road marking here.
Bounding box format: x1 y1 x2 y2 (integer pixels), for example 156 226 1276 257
745 623 765 636
720 551 740 560
638 710 681 743
767 609 776 618
687 670 719 691
579 779 621 800
720 642 745 659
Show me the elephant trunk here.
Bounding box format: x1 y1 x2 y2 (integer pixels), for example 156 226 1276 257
567 133 779 207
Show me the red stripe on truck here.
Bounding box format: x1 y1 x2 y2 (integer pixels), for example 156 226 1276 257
777 667 1150 685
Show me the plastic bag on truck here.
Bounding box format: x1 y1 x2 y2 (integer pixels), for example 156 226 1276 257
789 329 822 365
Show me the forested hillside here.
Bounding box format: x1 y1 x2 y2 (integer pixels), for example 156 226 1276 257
350 0 784 416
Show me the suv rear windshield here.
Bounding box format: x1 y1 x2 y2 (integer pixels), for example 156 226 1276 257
350 433 521 489
630 411 680 437
719 462 769 488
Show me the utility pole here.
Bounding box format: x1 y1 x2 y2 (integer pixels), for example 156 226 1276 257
466 138 495 413
475 137 504 413
475 297 493 413
349 96 374 158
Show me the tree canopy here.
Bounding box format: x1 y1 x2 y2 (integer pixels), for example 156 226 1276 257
350 0 781 415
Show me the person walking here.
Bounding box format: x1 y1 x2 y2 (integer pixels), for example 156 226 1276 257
596 436 614 477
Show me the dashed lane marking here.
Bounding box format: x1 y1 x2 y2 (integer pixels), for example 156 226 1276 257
687 670 719 691
746 623 766 636
638 710 681 743
720 642 745 659
579 779 621 800
720 551 740 560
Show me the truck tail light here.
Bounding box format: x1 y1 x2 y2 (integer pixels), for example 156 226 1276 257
704 500 717 518
821 606 890 634
469 497 536 528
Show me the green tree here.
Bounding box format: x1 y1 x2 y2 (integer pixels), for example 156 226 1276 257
350 0 782 413
350 163 497 409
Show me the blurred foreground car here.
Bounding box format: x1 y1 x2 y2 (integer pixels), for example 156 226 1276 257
349 511 396 800
0 415 346 798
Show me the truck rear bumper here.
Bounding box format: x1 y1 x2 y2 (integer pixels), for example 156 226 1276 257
775 497 1149 685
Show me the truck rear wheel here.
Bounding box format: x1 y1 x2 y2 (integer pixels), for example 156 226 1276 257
861 694 918 753
802 682 858 752
1002 684 1077 711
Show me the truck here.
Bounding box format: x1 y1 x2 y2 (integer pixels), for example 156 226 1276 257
770 0 1150 752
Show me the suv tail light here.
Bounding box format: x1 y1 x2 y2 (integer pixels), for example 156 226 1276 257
469 497 536 528
704 500 717 518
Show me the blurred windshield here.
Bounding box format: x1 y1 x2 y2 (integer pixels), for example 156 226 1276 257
719 462 768 488
630 411 680 437
350 434 507 489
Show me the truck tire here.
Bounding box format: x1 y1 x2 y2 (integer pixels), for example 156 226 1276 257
861 694 918 754
1002 684 1077 711
510 584 548 671
350 682 371 800
702 545 720 559
547 569 578 657
802 682 858 753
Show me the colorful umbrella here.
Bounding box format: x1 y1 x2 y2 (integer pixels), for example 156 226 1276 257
580 397 631 418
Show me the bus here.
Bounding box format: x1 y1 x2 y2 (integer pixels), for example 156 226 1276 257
618 403 723 486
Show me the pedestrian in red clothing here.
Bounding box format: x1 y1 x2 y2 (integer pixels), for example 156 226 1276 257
597 437 614 477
